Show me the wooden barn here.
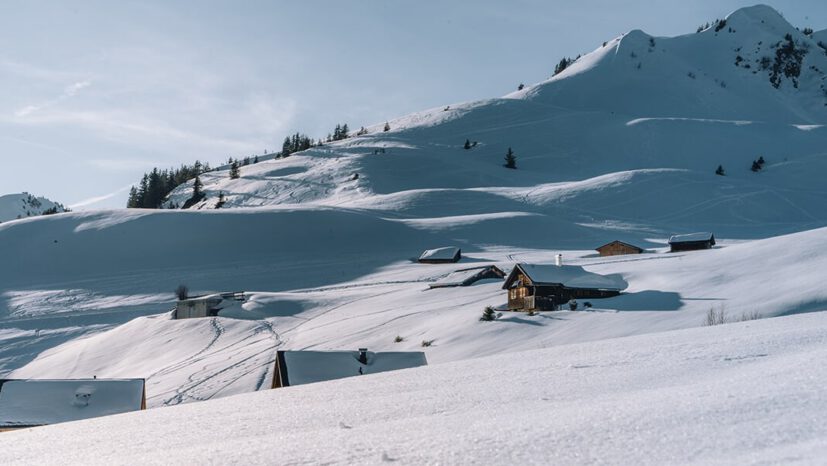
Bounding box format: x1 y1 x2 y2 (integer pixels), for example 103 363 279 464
418 246 461 264
271 349 427 388
429 265 506 289
0 378 146 431
503 263 626 311
668 232 715 252
595 240 644 257
174 292 245 319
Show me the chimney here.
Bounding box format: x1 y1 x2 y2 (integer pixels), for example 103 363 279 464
555 254 563 267
358 348 368 365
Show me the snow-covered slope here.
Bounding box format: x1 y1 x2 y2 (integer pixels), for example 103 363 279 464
0 193 66 223
2 4 827 420
2 311 825 465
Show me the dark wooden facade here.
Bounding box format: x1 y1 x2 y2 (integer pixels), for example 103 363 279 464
503 265 621 311
669 234 715 252
596 241 644 257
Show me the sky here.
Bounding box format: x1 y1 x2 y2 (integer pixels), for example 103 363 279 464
1 0 826 209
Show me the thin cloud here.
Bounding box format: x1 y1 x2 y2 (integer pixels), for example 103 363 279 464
14 80 92 117
69 184 133 210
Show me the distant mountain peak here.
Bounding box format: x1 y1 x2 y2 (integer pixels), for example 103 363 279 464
0 192 67 223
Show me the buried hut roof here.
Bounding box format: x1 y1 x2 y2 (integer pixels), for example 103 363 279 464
668 232 715 244
503 263 627 291
418 246 461 262
429 265 505 288
0 379 146 429
273 350 427 388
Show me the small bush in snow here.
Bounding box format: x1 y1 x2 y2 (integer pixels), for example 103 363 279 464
421 339 434 347
480 306 498 321
704 306 728 326
394 335 404 343
517 83 525 91
384 122 390 132
583 302 593 309
464 139 472 150
175 285 189 301
715 165 726 176
739 310 762 322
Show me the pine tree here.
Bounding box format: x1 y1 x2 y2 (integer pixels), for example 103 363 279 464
341 123 349 139
751 160 762 172
384 122 390 132
715 165 726 176
518 83 525 90
229 161 240 179
215 191 226 209
254 156 259 164
193 175 203 198
504 147 517 169
757 156 765 166
464 139 472 150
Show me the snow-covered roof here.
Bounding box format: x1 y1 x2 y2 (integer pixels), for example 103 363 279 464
419 247 460 262
669 232 714 244
506 263 627 291
429 266 504 288
278 351 427 387
0 379 145 428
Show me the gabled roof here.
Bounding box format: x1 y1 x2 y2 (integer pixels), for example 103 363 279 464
668 232 715 244
503 263 627 291
419 247 461 262
595 240 644 252
429 265 505 288
0 379 145 428
275 350 427 387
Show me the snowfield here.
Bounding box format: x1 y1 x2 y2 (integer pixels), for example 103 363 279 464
1 4 827 462
2 311 826 465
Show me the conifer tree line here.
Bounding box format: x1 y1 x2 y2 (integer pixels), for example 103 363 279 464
127 161 211 208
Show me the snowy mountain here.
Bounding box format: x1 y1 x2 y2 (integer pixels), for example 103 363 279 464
0 193 66 223
1 4 827 446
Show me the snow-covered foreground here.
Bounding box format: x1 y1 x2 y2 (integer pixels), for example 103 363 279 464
3 311 825 465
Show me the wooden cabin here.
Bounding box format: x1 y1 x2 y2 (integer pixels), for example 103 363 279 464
0 378 146 431
271 349 427 388
418 247 461 264
595 240 644 257
503 263 626 311
174 292 245 319
668 232 715 252
429 265 506 289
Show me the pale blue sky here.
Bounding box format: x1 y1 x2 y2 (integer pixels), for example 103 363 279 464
1 1 825 208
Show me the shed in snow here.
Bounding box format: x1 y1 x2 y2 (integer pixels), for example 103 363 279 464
418 247 461 264
0 378 146 431
174 292 245 319
429 265 506 289
271 349 428 388
503 263 626 311
595 240 644 257
668 232 715 252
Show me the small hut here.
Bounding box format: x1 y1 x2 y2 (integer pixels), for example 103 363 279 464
174 292 245 320
418 247 461 264
271 349 427 388
0 378 146 431
429 265 506 289
595 240 644 257
668 232 715 252
503 263 626 311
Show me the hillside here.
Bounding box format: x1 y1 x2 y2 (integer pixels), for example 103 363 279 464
2 3 827 417
0 193 66 223
2 312 825 464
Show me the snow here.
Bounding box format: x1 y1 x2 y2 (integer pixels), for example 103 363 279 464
0 379 144 428
512 263 628 291
668 232 715 243
280 350 427 387
1 312 825 464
